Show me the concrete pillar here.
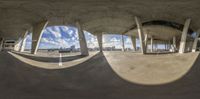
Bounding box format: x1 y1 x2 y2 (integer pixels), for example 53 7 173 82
121 34 125 52
192 32 200 52
179 18 191 53
155 41 158 51
168 40 171 50
172 36 177 52
144 33 148 48
20 31 28 52
14 38 22 51
131 36 136 51
135 16 146 54
76 21 89 56
31 20 48 54
150 37 153 52
0 38 3 51
173 36 176 49
97 33 103 52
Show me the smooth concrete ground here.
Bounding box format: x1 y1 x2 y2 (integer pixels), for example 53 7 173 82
1 51 200 99
10 51 98 69
105 51 199 85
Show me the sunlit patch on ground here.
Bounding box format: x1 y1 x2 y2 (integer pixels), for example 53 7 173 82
105 51 199 85
9 51 98 69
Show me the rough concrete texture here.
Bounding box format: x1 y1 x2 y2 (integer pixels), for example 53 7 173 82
0 51 200 99
0 0 199 39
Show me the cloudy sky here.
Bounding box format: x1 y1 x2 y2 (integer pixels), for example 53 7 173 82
25 26 135 49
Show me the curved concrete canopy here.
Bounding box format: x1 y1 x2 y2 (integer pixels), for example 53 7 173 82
0 0 199 39
126 25 182 40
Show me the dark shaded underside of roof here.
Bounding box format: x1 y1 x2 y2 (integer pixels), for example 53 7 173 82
143 20 194 34
124 20 194 34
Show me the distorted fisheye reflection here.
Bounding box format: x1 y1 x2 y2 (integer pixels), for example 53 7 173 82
1 0 200 99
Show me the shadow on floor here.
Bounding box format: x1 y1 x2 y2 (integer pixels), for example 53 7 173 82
0 51 200 99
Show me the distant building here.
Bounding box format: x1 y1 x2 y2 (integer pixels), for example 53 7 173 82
70 45 76 51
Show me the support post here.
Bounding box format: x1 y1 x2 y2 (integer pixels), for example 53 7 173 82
155 41 158 52
14 38 22 51
192 31 200 52
76 21 89 56
168 40 171 51
97 33 103 52
121 34 125 52
31 20 48 54
179 18 191 53
135 16 146 54
131 36 136 51
144 33 148 49
20 31 28 52
150 37 153 52
172 36 177 52
165 42 167 51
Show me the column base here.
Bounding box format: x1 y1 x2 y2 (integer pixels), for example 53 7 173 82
192 49 196 52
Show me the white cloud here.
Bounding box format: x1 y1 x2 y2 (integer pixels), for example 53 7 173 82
62 26 69 32
46 27 62 38
110 37 120 42
68 30 74 36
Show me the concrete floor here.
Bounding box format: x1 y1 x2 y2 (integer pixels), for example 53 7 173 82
105 51 199 85
10 51 98 69
0 51 200 99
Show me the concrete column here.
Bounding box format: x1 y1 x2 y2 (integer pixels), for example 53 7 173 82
168 40 171 50
173 36 176 49
14 38 22 51
135 16 146 54
144 33 148 48
192 32 200 52
131 36 136 51
31 20 48 54
76 21 89 56
155 41 158 51
0 38 3 51
97 33 103 52
172 36 177 52
179 18 191 53
165 42 167 51
150 37 153 52
121 34 125 52
20 31 28 52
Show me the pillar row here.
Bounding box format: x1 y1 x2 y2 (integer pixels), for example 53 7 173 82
179 18 191 53
97 33 103 52
192 31 200 52
76 21 89 56
31 20 48 54
135 16 146 54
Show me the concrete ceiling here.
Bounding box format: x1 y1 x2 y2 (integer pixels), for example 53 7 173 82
126 25 182 40
0 0 199 40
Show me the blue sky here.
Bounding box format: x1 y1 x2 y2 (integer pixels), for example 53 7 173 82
25 26 135 49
